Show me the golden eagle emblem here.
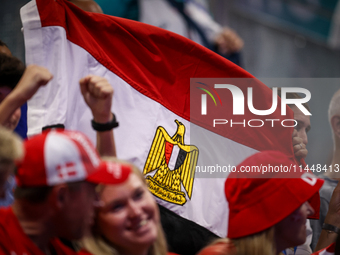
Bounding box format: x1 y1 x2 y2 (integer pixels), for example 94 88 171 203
143 120 199 205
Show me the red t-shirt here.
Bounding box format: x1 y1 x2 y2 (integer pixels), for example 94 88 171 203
0 207 77 255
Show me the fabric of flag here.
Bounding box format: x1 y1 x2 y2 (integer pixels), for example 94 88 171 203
311 243 335 255
20 0 296 241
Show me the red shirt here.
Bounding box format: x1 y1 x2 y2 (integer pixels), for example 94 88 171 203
0 207 77 255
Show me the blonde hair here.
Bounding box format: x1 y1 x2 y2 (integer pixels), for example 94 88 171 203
199 228 276 255
232 227 276 255
0 126 23 173
81 157 168 255
0 126 23 161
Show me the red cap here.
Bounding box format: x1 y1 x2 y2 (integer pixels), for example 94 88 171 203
225 151 324 239
16 130 130 187
88 160 131 185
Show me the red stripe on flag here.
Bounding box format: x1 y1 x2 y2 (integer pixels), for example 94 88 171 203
35 0 294 156
164 142 174 165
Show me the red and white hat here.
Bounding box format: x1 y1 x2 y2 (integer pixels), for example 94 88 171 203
16 130 130 187
225 150 324 239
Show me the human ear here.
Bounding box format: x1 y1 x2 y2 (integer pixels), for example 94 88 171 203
52 184 68 209
331 116 340 139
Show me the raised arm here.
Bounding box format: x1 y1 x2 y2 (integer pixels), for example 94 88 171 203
0 65 52 127
79 75 116 157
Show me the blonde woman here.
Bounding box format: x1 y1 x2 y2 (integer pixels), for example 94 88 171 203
198 151 324 255
80 157 175 255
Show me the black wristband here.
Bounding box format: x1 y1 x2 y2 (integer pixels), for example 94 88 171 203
322 223 340 234
91 113 119 131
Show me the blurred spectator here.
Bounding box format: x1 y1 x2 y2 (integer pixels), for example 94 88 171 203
0 41 28 138
310 88 340 251
80 157 169 255
197 151 323 255
0 130 123 254
0 127 23 207
139 0 243 55
0 54 52 209
0 53 25 131
277 89 311 161
70 0 244 65
313 178 340 253
0 54 52 131
277 88 312 255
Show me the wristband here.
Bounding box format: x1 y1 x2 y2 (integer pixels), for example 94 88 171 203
322 223 340 234
91 113 119 131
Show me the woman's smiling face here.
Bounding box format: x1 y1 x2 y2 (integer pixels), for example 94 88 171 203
97 172 159 254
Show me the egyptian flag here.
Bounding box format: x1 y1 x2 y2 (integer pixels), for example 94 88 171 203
21 0 304 254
